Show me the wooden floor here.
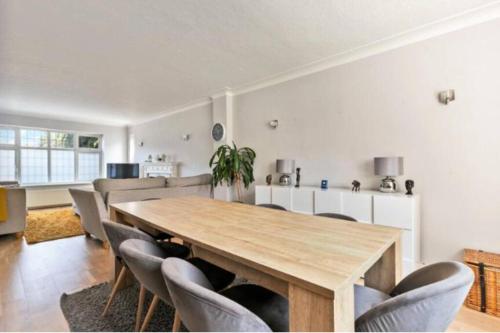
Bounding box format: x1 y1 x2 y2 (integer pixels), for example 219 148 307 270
0 233 498 331
0 234 113 331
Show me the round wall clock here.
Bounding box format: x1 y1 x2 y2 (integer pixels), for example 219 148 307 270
211 122 225 141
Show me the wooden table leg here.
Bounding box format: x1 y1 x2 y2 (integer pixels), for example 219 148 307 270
333 285 355 332
110 207 136 289
364 235 402 293
289 284 354 332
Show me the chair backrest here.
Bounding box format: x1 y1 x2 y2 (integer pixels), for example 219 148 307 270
162 257 272 332
257 203 287 211
315 212 357 222
69 188 108 241
356 261 474 332
119 239 172 304
101 220 154 258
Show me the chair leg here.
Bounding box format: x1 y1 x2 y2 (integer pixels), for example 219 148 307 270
172 310 181 332
140 295 159 332
102 266 128 316
84 231 91 238
135 285 146 332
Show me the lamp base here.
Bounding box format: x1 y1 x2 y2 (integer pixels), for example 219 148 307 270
379 176 397 193
279 174 292 186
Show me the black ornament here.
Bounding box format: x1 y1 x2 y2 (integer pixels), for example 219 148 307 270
405 179 414 195
295 167 301 188
266 174 272 186
352 180 361 192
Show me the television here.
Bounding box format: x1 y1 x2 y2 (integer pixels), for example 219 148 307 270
107 163 140 179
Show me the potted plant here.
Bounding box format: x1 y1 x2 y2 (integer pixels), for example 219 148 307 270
209 142 256 202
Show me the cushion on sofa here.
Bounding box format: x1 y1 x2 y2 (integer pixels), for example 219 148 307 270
93 177 166 201
166 174 212 188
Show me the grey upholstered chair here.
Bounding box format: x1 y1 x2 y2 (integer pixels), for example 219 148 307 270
315 212 357 222
162 257 289 332
120 239 235 332
257 203 287 211
101 221 156 319
69 188 108 247
355 261 474 332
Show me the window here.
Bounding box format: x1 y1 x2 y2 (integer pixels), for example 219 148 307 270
0 126 103 184
51 132 74 149
79 135 99 149
20 129 48 147
0 149 16 181
51 150 75 182
78 152 100 181
0 128 15 145
21 149 48 183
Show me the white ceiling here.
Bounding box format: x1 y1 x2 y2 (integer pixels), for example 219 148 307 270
0 0 499 125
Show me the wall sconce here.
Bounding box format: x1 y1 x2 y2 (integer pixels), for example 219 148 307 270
182 134 191 141
268 119 279 129
438 89 455 105
138 141 144 147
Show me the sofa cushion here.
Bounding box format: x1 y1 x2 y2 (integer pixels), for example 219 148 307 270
166 174 212 188
93 177 166 201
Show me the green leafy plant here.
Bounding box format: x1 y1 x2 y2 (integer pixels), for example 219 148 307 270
209 142 256 201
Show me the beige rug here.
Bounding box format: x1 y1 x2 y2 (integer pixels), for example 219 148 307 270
25 207 84 244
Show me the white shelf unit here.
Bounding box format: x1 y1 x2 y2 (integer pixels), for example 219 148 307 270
255 185 420 276
141 162 178 178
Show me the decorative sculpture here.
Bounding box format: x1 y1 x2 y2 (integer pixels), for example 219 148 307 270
352 180 361 192
295 168 301 188
266 174 272 186
405 179 414 195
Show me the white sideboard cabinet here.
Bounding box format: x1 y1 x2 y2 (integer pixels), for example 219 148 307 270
255 185 420 276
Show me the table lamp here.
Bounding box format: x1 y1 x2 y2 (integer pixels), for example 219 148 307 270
374 157 404 193
276 159 295 186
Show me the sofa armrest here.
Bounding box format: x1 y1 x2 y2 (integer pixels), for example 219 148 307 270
0 187 27 235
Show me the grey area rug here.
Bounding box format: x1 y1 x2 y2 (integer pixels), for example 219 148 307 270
60 282 179 332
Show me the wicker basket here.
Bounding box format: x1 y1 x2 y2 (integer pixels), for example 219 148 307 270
464 249 500 317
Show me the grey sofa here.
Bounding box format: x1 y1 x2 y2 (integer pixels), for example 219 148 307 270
0 185 27 237
93 174 212 207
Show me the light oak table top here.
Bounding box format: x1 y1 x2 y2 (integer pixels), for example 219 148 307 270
111 196 402 298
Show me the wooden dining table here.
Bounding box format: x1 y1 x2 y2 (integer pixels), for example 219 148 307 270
110 196 402 332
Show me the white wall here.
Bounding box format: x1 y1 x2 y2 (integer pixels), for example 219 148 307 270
129 104 213 176
234 18 500 263
0 112 128 207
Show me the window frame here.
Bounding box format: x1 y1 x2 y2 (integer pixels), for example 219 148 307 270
0 125 103 185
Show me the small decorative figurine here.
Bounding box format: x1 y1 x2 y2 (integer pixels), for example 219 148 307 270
405 179 414 195
352 180 361 192
266 174 272 186
295 167 301 188
321 179 328 189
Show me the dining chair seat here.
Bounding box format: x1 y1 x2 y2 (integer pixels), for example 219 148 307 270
188 257 236 292
162 257 287 332
120 239 235 331
355 261 473 332
220 284 289 332
354 285 390 319
257 203 287 211
101 220 161 318
315 212 357 222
